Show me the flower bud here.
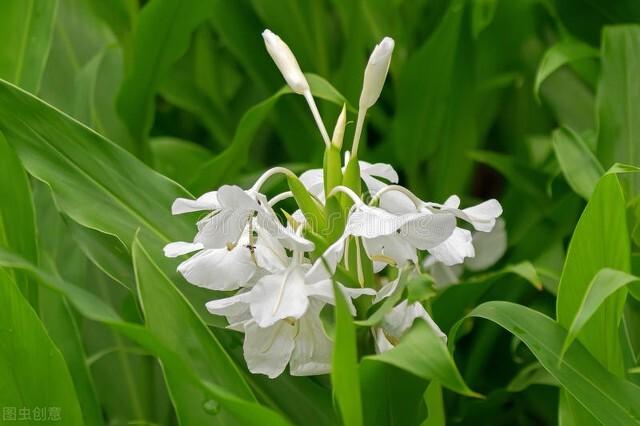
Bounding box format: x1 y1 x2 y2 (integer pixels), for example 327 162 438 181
331 104 347 149
359 37 395 109
262 29 309 95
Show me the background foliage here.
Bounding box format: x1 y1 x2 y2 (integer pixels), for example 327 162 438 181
0 0 639 424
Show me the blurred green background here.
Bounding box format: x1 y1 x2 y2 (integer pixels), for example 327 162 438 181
1 0 640 424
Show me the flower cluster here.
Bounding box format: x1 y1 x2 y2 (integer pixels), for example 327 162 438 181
165 30 503 378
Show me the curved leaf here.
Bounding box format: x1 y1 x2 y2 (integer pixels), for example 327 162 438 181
369 320 480 398
455 301 640 425
0 247 291 426
562 268 640 357
0 270 83 424
552 126 604 200
534 38 599 99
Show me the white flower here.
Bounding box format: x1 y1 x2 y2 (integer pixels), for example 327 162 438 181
426 195 503 232
359 37 395 110
164 223 288 291
372 276 446 354
206 241 374 378
262 29 308 95
374 300 446 353
344 203 456 271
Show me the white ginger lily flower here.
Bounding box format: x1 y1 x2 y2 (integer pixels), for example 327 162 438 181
262 29 330 146
377 187 503 266
164 222 288 291
372 277 446 354
206 240 374 378
335 186 456 271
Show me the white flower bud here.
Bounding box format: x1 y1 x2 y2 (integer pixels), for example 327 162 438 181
262 29 309 95
331 104 347 149
359 37 395 109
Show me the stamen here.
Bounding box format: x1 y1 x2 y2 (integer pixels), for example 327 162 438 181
370 185 424 209
251 167 296 193
327 185 364 207
269 191 294 206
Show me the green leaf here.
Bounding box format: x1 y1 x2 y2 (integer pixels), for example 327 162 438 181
534 38 599 99
561 268 640 358
132 236 259 422
355 268 414 327
359 360 429 426
0 247 291 425
116 0 213 152
0 270 83 423
556 174 629 374
368 320 479 398
471 0 497 37
0 0 57 93
506 362 558 392
332 281 363 426
457 301 640 425
552 126 604 200
596 26 640 194
392 0 477 199
0 133 38 305
150 136 214 187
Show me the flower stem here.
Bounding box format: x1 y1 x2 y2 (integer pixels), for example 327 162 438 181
304 90 331 147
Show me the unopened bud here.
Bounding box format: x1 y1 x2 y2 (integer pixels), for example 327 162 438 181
331 104 347 149
359 37 394 109
262 29 309 95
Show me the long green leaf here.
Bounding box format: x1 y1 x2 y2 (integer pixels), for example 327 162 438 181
332 281 363 426
596 26 640 194
0 270 83 424
116 0 213 151
552 126 604 200
456 301 640 425
132 236 257 420
0 247 291 426
0 133 38 305
0 0 57 93
534 38 599 99
561 268 639 358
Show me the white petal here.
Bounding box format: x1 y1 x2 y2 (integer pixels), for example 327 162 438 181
177 246 256 291
305 235 347 283
217 185 259 210
400 212 457 250
163 241 203 258
426 261 463 288
254 227 289 272
206 292 252 317
465 218 507 271
359 161 399 183
305 281 375 315
379 191 416 215
362 235 417 270
256 202 315 252
373 277 399 303
374 328 395 354
195 210 249 248
298 169 325 198
290 302 332 376
382 300 446 342
171 191 219 214
427 228 475 266
249 267 309 327
462 199 503 232
346 206 419 238
243 320 296 379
